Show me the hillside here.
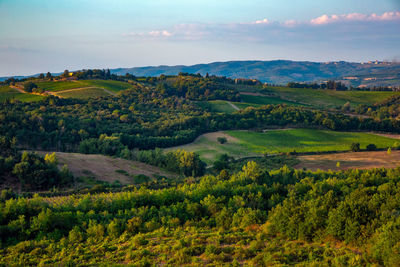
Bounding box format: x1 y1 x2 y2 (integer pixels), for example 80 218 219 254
112 60 400 86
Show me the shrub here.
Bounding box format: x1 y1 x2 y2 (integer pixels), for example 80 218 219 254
350 142 360 152
366 144 377 151
23 82 38 92
217 137 227 144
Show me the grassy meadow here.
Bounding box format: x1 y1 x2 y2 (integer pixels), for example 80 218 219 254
0 86 45 102
168 129 399 164
35 80 132 97
264 86 400 108
196 100 239 113
55 87 111 99
227 129 398 154
240 94 305 106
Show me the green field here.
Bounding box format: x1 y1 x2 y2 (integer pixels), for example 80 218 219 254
227 129 398 154
196 100 238 113
35 80 132 93
55 87 111 99
264 86 400 109
35 81 90 92
166 132 258 164
197 95 301 114
240 94 305 106
82 80 132 93
0 86 45 102
169 129 399 164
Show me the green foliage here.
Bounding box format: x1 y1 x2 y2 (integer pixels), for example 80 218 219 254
217 136 227 144
133 149 205 177
350 142 360 152
23 82 38 93
366 143 377 151
1 165 400 265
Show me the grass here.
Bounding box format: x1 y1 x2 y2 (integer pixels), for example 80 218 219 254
227 129 399 154
0 86 45 102
35 81 90 92
240 94 306 106
55 87 111 99
35 80 132 93
196 100 238 113
166 132 257 165
82 80 132 92
168 129 399 164
264 86 400 109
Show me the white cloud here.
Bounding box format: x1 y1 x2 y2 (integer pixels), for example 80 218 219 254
254 18 270 24
310 11 400 25
123 30 173 38
122 11 400 46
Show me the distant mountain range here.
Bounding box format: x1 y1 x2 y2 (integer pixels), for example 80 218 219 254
112 60 400 87
2 60 400 86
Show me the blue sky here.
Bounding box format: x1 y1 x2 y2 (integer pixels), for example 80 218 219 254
0 0 399 76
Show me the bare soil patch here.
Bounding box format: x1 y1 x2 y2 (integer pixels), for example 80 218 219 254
371 133 400 139
296 150 400 171
37 152 175 184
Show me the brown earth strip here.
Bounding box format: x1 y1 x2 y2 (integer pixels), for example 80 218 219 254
296 150 400 171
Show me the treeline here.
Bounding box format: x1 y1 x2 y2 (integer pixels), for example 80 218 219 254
287 81 348 90
0 136 73 190
1 164 399 265
288 81 399 92
132 148 205 177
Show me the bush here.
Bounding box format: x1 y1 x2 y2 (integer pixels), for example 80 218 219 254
350 142 360 152
217 137 227 144
23 82 38 92
366 144 377 151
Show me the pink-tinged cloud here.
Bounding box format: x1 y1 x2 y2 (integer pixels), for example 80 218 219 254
310 11 400 25
122 30 172 38
254 18 270 24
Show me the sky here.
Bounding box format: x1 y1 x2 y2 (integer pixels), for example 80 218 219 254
0 0 399 76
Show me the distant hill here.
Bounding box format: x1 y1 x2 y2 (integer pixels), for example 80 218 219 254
112 60 400 86
2 60 399 86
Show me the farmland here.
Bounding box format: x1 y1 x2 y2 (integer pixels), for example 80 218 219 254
227 129 398 154
0 86 45 102
169 129 399 164
53 87 111 99
264 86 400 108
296 150 400 171
240 93 305 106
36 151 175 185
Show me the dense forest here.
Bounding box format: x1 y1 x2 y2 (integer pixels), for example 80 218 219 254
1 164 400 265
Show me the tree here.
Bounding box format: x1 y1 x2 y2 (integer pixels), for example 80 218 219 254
351 142 360 152
366 144 377 151
62 70 69 78
23 82 38 92
38 73 44 79
217 137 227 144
46 72 52 79
342 102 351 112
